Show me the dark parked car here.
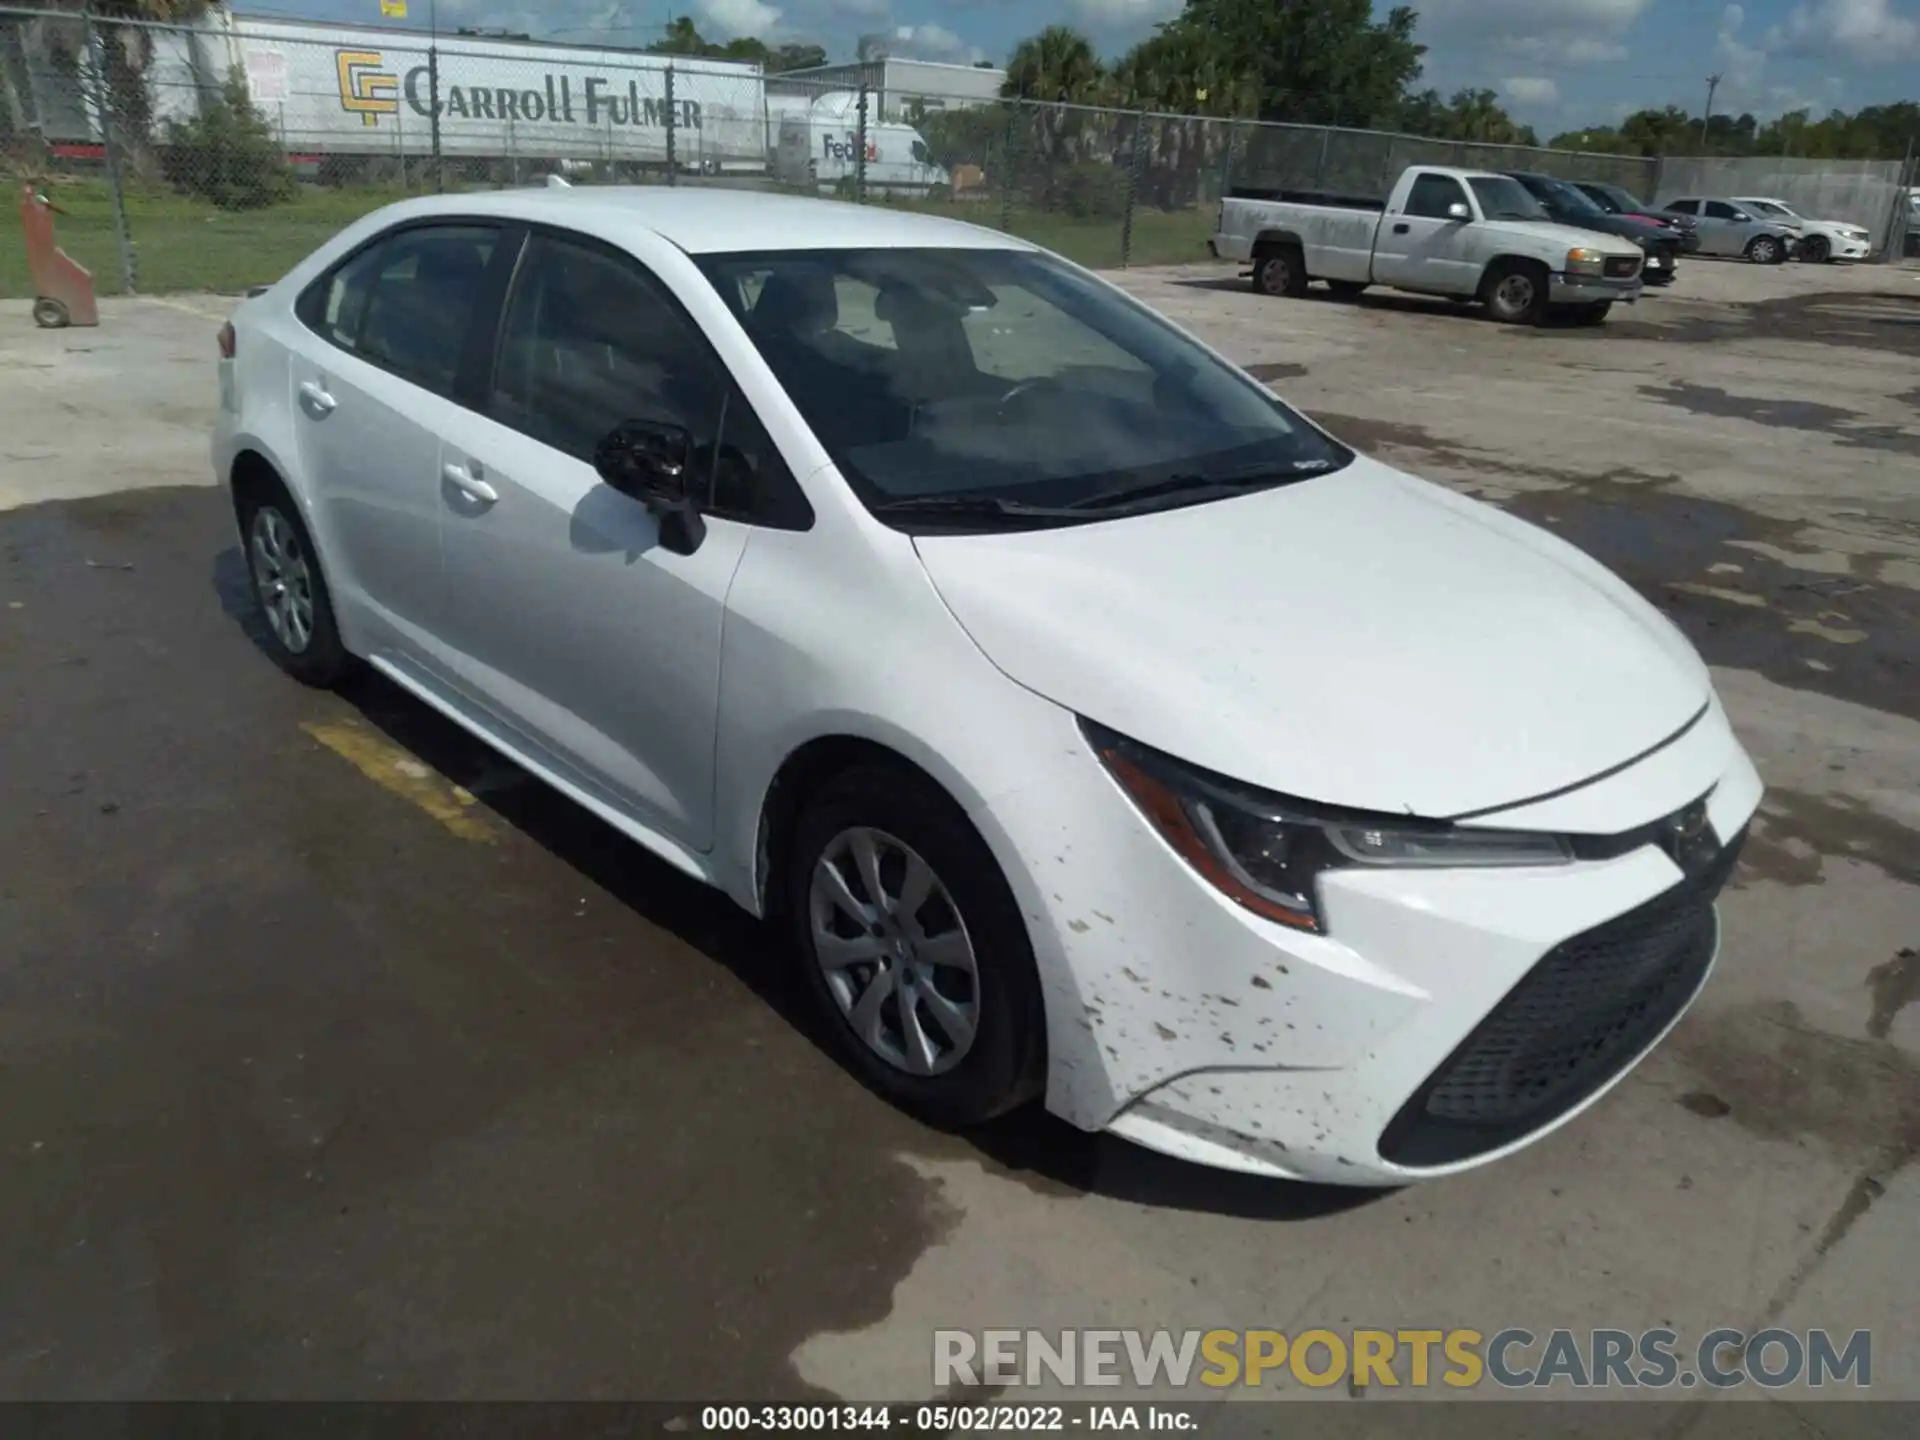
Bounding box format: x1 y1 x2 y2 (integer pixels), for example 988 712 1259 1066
1572 181 1702 254
1503 171 1679 286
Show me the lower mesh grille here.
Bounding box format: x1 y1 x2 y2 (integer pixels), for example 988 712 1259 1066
1379 829 1746 1169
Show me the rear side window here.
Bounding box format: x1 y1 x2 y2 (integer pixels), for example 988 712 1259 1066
296 224 498 397
1405 173 1469 219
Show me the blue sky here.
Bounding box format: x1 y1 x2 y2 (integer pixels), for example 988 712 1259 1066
236 0 1920 133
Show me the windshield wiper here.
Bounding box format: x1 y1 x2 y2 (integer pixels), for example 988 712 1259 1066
1069 458 1333 513
870 494 1089 522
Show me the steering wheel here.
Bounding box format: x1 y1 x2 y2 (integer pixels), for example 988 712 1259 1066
995 376 1061 413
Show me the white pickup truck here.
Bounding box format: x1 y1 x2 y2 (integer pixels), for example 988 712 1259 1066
1212 165 1647 325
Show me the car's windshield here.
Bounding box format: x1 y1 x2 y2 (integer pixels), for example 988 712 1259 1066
696 247 1351 526
1467 177 1547 221
1600 185 1648 212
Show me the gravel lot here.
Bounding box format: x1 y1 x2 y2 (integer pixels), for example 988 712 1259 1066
2 254 1916 1424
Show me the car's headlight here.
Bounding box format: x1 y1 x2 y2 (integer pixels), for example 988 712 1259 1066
1566 247 1607 275
1084 722 1572 935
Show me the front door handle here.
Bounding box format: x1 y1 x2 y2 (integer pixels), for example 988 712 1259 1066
442 461 498 505
298 380 337 416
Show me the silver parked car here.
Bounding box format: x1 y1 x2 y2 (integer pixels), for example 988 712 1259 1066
1658 197 1800 263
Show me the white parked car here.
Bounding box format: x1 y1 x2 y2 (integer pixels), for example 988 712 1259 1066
214 189 1762 1186
1732 197 1873 263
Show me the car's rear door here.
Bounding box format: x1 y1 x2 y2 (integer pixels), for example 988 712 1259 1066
429 226 773 851
288 221 507 658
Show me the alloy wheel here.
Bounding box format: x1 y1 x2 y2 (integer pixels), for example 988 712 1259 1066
809 826 980 1077
249 506 316 655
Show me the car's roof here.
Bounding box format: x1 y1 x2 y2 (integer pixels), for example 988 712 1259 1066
379 186 1035 257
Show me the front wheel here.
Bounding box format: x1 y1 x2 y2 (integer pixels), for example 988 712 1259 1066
1483 261 1549 325
1746 234 1785 265
787 764 1045 1128
1798 234 1831 264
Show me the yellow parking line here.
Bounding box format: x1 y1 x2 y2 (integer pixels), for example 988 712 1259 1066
301 718 496 843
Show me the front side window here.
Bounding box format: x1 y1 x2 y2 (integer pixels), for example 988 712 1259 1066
1705 201 1739 220
1667 199 1699 215
696 247 1350 528
1404 173 1470 219
492 233 811 529
298 224 497 396
491 233 725 463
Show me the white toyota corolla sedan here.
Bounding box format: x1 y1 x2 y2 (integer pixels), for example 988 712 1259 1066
214 188 1762 1185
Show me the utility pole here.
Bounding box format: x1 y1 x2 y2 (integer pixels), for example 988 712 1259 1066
1699 73 1721 151
429 0 444 192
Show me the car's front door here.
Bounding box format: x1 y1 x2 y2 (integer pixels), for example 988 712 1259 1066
1372 172 1478 293
1700 200 1749 255
430 229 756 851
288 222 503 657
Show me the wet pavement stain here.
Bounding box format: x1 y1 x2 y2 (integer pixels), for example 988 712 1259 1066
1734 788 1920 891
1638 380 1920 457
1866 947 1920 1041
1245 361 1308 382
0 485 964 1400
1500 475 1920 721
1606 288 1920 358
1309 410 1677 492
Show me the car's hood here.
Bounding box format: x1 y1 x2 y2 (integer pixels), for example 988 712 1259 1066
913 457 1710 819
1566 212 1664 244
1493 219 1645 258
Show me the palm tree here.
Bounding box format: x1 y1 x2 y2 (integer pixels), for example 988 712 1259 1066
1003 25 1105 105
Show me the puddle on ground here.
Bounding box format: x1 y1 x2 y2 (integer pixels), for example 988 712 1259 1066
1606 289 1920 357
1734 788 1920 891
1640 381 1920 457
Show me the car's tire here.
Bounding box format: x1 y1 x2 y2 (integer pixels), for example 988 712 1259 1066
1746 234 1785 265
1799 234 1831 264
236 476 351 687
1482 260 1549 325
1575 302 1613 326
32 296 71 329
786 762 1046 1129
1252 244 1309 298
1326 279 1369 300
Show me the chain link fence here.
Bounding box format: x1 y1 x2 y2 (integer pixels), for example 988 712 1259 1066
4 3 1899 302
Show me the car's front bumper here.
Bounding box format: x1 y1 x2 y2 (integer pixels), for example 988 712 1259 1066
978 694 1762 1186
1550 272 1644 304
1812 234 1874 261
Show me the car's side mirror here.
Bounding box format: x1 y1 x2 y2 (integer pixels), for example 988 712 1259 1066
1729 212 1749 222
592 418 707 556
1447 202 1471 221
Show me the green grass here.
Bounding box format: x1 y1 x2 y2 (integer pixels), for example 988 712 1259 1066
2 179 1215 299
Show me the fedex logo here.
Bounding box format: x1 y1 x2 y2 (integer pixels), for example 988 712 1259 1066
823 133 878 164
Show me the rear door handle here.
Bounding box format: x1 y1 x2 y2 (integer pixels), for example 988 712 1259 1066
1391 223 1411 234
298 380 336 416
442 461 498 505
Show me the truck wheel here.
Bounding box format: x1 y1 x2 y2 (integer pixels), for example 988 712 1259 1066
1327 280 1369 300
1482 261 1549 326
1746 234 1784 265
1253 246 1308 298
1798 235 1830 264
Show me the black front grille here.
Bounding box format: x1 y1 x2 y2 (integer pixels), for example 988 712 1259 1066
1604 255 1641 278
1378 828 1746 1169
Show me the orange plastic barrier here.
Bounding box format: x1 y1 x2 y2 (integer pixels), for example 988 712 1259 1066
19 184 100 328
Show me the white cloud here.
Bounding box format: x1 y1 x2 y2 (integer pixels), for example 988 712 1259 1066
1065 0 1185 30
1418 0 1652 63
1769 0 1920 62
700 0 783 38
826 0 892 18
1501 75 1561 104
889 22 988 65
1715 3 1768 93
